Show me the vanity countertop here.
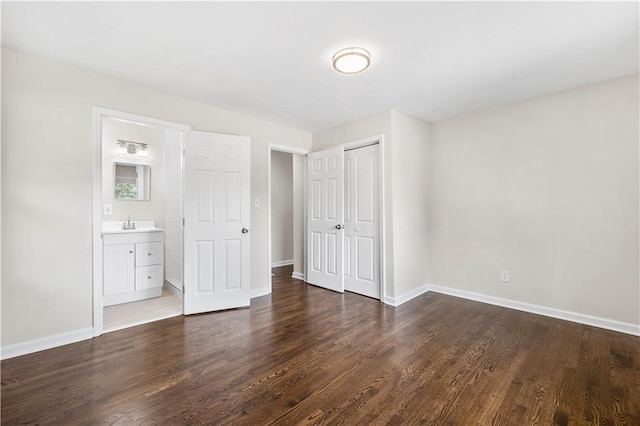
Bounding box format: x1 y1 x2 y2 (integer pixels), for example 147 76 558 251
102 227 164 235
102 220 163 235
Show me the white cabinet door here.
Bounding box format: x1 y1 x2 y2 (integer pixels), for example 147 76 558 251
103 243 135 296
183 130 251 315
344 145 380 299
306 146 344 293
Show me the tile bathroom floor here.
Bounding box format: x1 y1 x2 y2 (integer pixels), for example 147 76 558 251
103 287 182 332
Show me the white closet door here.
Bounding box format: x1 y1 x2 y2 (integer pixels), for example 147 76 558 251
183 130 251 315
344 144 380 299
306 146 344 293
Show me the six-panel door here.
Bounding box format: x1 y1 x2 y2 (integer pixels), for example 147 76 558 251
306 146 344 293
344 144 380 299
183 130 251 315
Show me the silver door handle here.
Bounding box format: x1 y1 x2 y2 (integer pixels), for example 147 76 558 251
242 227 250 234
335 224 344 230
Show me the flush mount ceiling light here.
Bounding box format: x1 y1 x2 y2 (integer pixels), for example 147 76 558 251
332 47 371 74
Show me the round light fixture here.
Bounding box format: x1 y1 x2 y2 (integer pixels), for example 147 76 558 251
332 47 371 74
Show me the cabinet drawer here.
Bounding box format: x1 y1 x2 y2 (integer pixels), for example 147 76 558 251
136 242 164 266
135 265 164 290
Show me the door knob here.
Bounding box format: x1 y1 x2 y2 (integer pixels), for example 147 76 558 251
335 224 344 230
241 227 249 234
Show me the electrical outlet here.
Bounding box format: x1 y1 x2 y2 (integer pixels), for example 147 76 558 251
104 204 113 216
501 270 510 283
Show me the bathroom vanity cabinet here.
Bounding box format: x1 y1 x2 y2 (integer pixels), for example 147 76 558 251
103 230 164 306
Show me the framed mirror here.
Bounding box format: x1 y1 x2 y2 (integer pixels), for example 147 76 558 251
114 163 151 200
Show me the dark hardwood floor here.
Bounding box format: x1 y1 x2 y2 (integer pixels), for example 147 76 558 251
2 266 639 425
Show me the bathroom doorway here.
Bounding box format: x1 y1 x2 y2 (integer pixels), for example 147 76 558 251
92 107 191 336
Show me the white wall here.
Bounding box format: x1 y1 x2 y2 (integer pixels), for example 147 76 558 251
389 110 430 298
1 47 311 348
313 111 391 152
427 75 640 327
271 150 293 265
101 117 166 228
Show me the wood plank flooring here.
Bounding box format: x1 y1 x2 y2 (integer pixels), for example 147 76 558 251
2 266 639 425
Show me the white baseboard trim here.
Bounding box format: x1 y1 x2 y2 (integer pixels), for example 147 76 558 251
251 287 271 299
428 284 640 337
272 259 294 267
291 272 304 281
164 280 183 298
383 283 430 307
1 327 94 360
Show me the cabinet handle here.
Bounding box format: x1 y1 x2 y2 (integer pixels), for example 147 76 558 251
129 251 133 254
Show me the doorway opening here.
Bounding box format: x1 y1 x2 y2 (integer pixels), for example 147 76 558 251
267 145 310 292
270 151 295 269
92 107 191 336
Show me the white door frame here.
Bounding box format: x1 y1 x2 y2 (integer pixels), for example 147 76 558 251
267 144 311 294
91 106 191 337
338 135 386 301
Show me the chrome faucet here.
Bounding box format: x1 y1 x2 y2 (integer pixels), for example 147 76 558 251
122 215 136 230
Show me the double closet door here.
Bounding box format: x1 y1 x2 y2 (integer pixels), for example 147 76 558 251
306 144 380 299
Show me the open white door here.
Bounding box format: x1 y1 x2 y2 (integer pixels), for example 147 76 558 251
344 144 380 299
183 130 250 315
306 146 344 292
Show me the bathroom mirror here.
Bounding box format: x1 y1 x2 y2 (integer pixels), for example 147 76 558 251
114 163 151 200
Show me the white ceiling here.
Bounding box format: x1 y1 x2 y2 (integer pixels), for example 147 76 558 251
2 2 638 132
